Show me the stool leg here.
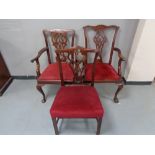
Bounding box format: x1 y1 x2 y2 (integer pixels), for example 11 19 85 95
96 118 102 135
52 118 59 135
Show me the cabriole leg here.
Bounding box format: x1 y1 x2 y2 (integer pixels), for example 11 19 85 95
113 83 123 103
36 84 46 103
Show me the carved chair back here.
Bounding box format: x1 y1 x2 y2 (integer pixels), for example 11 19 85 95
56 47 98 85
83 25 119 64
43 29 75 62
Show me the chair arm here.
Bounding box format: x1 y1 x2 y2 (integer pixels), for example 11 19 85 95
113 48 125 61
31 47 49 63
113 47 126 76
30 47 49 77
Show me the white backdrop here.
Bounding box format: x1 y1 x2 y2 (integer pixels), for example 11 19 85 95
125 20 155 81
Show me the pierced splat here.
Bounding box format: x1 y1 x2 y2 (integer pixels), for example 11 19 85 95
83 25 125 103
93 31 107 62
51 32 69 62
57 48 87 83
74 49 87 82
51 32 68 49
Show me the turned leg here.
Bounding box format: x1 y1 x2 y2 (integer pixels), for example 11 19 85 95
113 83 123 103
36 84 46 103
52 118 59 135
96 118 102 135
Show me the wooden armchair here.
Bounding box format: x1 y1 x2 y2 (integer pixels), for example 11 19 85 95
83 25 125 103
31 29 75 103
50 47 104 135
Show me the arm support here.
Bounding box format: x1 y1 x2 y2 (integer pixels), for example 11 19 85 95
31 47 49 63
113 47 125 76
31 47 50 77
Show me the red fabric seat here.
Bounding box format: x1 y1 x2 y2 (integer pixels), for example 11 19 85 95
85 63 120 81
50 86 104 118
38 63 74 81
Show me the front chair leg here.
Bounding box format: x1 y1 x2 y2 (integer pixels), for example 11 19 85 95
52 118 59 135
36 84 46 103
113 84 123 103
96 118 102 135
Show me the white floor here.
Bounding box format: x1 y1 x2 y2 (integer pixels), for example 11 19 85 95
0 80 155 135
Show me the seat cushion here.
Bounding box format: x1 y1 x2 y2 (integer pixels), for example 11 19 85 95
50 86 104 118
38 63 74 81
85 63 121 81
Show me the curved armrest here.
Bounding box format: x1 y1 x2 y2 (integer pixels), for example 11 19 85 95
31 47 50 77
113 47 125 76
31 47 49 63
114 48 125 61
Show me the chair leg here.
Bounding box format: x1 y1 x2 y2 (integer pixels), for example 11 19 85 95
96 118 102 135
52 118 59 135
36 84 46 103
113 83 123 103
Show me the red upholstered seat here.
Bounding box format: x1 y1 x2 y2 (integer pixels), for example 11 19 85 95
50 86 104 118
38 63 74 81
85 63 120 81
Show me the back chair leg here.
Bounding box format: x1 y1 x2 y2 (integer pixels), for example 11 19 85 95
36 84 46 103
113 83 123 103
52 118 59 135
96 118 102 135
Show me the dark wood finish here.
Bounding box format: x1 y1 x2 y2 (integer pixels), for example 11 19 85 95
51 47 103 135
52 118 59 135
83 25 125 103
113 48 125 76
36 84 46 103
113 84 123 103
52 117 103 135
0 52 13 96
96 118 102 135
56 46 99 85
83 25 118 62
31 47 49 77
31 29 75 103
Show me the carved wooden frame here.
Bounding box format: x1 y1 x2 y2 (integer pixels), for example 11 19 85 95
31 29 75 103
51 47 103 135
56 46 99 85
83 25 125 103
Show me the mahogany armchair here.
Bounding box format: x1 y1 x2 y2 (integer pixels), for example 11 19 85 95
50 47 104 135
83 25 125 103
31 29 75 103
